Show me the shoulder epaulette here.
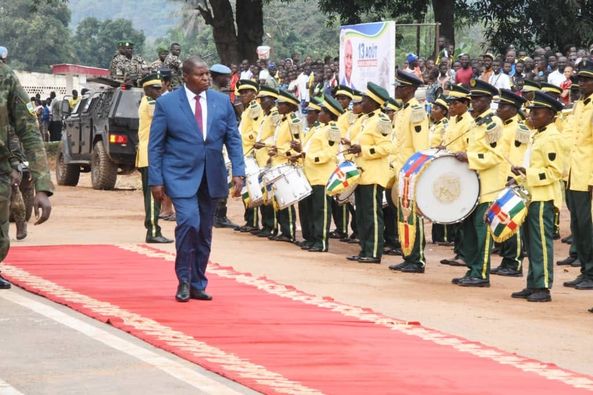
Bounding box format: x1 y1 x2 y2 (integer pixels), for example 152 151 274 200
410 105 426 123
485 119 502 144
378 113 393 136
515 122 530 144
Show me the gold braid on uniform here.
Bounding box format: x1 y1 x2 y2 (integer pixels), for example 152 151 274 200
477 114 502 145
328 122 341 145
410 103 426 124
515 122 531 144
377 112 393 136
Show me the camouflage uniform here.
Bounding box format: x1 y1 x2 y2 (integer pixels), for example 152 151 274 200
163 53 182 87
0 63 54 262
110 54 148 85
150 59 164 73
8 130 26 225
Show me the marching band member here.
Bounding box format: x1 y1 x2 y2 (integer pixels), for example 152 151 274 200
490 88 529 277
388 71 430 273
296 94 343 252
346 82 392 264
235 80 263 233
268 90 302 243
253 86 280 238
383 97 402 256
337 89 365 244
330 85 356 240
296 98 322 250
510 91 568 302
452 80 505 287
563 64 593 291
440 84 473 267
428 96 452 245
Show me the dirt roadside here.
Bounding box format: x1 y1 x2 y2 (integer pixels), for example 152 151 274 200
13 172 593 377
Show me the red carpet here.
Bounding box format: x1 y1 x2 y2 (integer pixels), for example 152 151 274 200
3 244 593 394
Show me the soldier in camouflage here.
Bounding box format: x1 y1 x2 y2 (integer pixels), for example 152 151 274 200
8 129 27 240
164 43 182 88
0 62 53 289
109 41 148 86
150 48 169 72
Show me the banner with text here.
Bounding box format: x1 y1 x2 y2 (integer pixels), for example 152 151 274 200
339 22 395 93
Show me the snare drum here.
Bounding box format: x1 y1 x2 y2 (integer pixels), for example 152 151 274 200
272 166 312 210
244 157 264 207
398 149 480 224
335 183 356 205
326 161 361 196
262 165 288 186
485 186 530 243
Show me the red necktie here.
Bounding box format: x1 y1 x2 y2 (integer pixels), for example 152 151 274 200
194 95 203 137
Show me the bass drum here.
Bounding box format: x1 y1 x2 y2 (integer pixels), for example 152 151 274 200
401 149 480 224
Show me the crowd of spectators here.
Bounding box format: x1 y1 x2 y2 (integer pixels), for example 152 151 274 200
226 41 593 110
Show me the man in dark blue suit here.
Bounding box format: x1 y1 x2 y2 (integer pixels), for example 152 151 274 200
148 57 245 302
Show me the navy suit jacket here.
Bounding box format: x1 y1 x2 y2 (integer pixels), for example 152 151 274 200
148 87 245 199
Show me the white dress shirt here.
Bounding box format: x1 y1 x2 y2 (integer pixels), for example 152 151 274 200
184 85 208 140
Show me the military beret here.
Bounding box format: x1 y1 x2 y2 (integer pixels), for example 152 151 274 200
335 85 354 100
469 79 499 97
365 82 390 106
237 79 259 93
140 73 162 88
522 79 541 93
209 64 231 75
157 47 169 55
395 70 423 87
322 93 344 117
257 86 279 99
498 88 527 109
577 63 593 79
119 41 134 48
306 97 322 112
278 89 300 107
539 82 562 96
446 84 471 101
528 91 563 113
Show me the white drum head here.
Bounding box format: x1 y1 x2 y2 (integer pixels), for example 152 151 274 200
415 155 479 224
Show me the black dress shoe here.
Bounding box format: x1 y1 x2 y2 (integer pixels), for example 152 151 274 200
358 256 381 264
511 288 535 299
556 255 578 266
451 276 470 285
175 282 190 302
256 230 275 238
272 234 294 243
347 238 360 244
388 262 407 271
575 278 593 290
570 259 582 268
240 226 258 233
527 289 551 302
440 255 465 266
437 241 455 247
399 263 425 273
457 277 490 287
215 217 238 229
146 235 174 243
492 267 522 277
308 246 328 252
329 230 347 239
561 235 573 244
346 255 361 261
384 247 402 256
190 288 213 301
564 274 585 288
0 276 11 289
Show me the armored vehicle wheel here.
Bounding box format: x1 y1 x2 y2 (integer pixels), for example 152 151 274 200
91 140 118 190
56 151 80 186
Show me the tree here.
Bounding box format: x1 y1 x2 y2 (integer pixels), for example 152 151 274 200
0 0 75 72
176 0 264 64
73 17 146 68
472 0 593 53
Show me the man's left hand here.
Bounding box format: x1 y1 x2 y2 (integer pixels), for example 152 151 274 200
33 191 51 225
348 144 361 154
231 176 243 198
